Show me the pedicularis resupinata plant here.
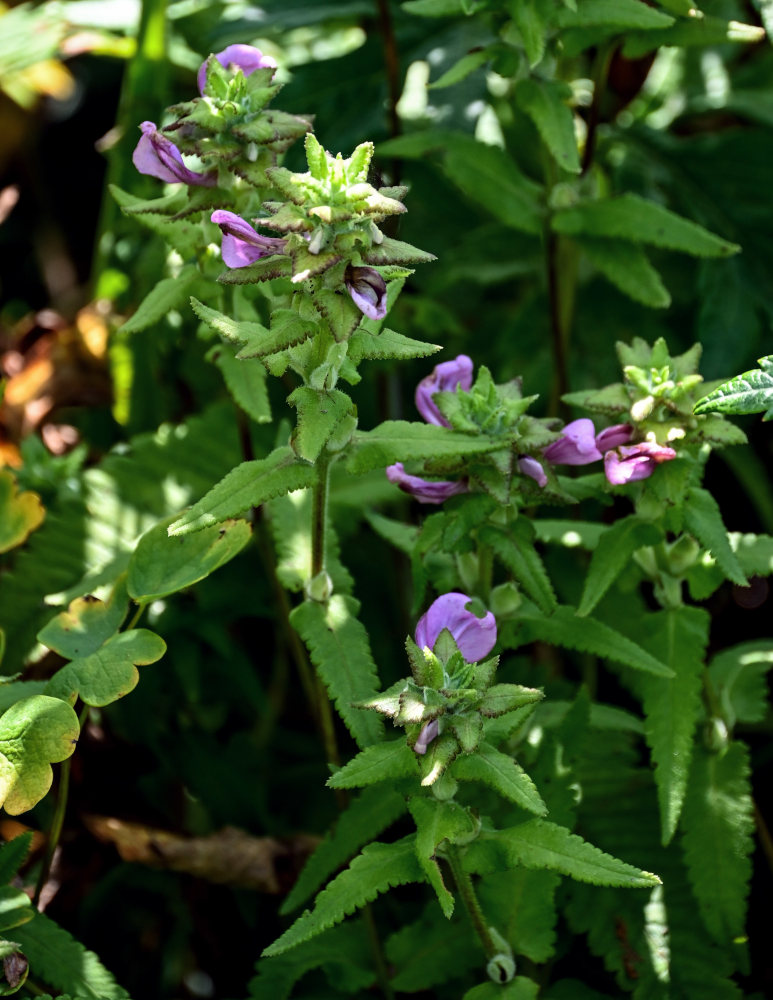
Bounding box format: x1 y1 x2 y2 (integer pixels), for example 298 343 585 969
2 2 773 998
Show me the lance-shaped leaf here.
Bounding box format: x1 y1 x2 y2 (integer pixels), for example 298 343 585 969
169 447 316 535
681 742 754 947
419 733 460 786
0 832 33 888
37 578 130 659
0 885 34 932
327 739 417 790
262 836 424 957
191 298 311 359
509 606 673 678
694 355 773 420
45 630 167 707
638 606 709 843
515 78 580 174
478 683 543 717
0 471 45 554
346 421 499 474
212 345 271 423
452 743 548 816
291 596 383 749
552 194 739 258
464 820 660 888
555 0 674 29
362 236 436 267
409 798 477 918
347 327 440 364
683 487 746 586
0 696 80 815
578 237 671 308
480 522 557 614
121 266 199 334
288 387 355 463
128 515 251 603
577 515 662 616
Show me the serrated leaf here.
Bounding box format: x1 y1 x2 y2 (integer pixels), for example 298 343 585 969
680 742 753 946
465 819 660 887
348 327 440 364
510 606 674 677
556 0 674 28
11 911 128 998
363 236 436 267
477 683 544 717
708 641 773 729
0 832 33 888
217 256 293 284
577 516 662 616
128 515 251 603
262 836 424 957
515 78 580 174
452 742 548 815
120 265 198 334
291 596 383 750
683 487 746 586
346 421 499 475
0 696 79 815
481 522 557 614
553 193 739 258
410 798 475 917
191 298 308 359
694 355 773 420
578 237 671 308
0 471 45 554
0 885 33 933
169 447 316 535
479 868 559 964
327 738 416 789
212 346 271 423
510 0 547 67
45 630 166 707
37 578 129 659
288 387 354 462
282 787 406 913
638 606 709 843
110 184 202 257
561 382 631 415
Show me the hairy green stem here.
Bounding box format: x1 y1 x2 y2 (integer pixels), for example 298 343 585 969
32 706 89 907
445 844 498 959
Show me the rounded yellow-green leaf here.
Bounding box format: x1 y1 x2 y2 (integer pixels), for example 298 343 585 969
37 578 130 660
129 516 252 601
0 696 80 816
0 471 45 555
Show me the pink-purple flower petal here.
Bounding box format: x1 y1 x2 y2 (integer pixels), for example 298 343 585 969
386 463 467 504
518 456 547 488
344 266 387 320
543 418 602 466
133 122 217 187
413 719 439 755
604 442 677 485
595 423 633 452
415 592 497 663
210 210 288 268
197 43 277 95
415 355 474 427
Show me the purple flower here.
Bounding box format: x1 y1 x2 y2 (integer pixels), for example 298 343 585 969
344 266 387 320
132 122 217 187
386 463 468 504
543 418 602 466
414 719 439 756
518 456 547 488
210 210 288 267
604 442 677 485
415 592 497 663
197 44 277 95
415 355 474 427
595 423 633 452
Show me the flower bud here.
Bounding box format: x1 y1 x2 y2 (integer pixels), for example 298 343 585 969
415 592 497 663
415 355 474 427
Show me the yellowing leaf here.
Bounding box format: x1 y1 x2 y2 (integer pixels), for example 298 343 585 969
0 471 45 554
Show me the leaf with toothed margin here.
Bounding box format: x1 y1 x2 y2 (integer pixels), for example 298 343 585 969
452 743 548 816
327 739 417 789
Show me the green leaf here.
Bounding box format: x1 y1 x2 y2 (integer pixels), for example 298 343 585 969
0 696 79 815
282 787 407 913
638 606 709 843
463 978 540 1000
534 519 606 550
552 193 739 257
465 819 660 888
683 487 747 586
481 522 557 614
169 447 316 535
212 346 271 424
326 738 416 789
0 833 33 888
191 299 309 359
479 869 559 963
509 0 548 67
110 184 202 257
403 0 470 15
409 798 476 917
515 78 580 174
290 596 384 749
45 630 166 707
577 516 662 616
37 578 129 659
452 742 548 815
429 47 492 89
443 137 543 235
288 387 355 463
0 471 45 554
0 885 33 933
680 742 754 946
262 836 424 957
347 421 499 475
128 515 251 603
578 237 671 308
347 328 440 364
120 265 198 335
509 606 673 677
555 0 674 28
623 14 765 57
694 355 773 420
11 911 128 998
708 641 773 729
